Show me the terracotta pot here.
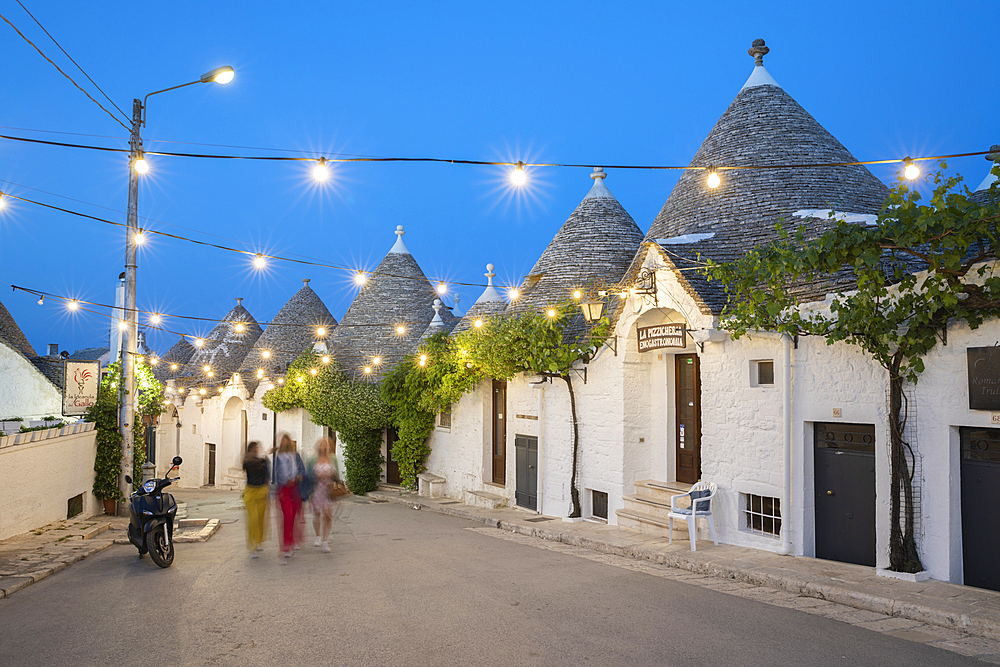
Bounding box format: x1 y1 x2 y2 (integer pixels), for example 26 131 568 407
103 498 117 516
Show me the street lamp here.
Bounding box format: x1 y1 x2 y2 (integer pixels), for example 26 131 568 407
120 65 234 510
579 298 605 324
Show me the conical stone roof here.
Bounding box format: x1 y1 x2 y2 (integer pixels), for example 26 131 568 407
331 226 457 380
153 337 196 383
0 298 37 358
239 279 337 394
509 168 644 315
645 39 889 261
970 146 999 206
182 299 263 385
454 264 508 334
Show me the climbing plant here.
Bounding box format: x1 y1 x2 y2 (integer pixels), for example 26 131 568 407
262 353 392 494
706 166 1000 572
85 361 164 500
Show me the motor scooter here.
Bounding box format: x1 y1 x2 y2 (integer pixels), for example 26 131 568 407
124 456 182 568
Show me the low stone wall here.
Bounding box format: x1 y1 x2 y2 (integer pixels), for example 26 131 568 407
0 423 97 540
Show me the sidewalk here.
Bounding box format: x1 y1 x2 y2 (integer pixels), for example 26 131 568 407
369 487 1000 647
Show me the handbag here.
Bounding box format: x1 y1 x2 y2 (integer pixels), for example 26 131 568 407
327 480 349 500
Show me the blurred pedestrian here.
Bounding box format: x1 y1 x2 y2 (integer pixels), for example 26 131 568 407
273 434 305 562
242 441 270 557
309 437 340 553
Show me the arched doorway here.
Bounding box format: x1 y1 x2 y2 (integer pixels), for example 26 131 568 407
222 396 247 474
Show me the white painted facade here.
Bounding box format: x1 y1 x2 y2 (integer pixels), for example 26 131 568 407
0 424 97 540
0 342 63 421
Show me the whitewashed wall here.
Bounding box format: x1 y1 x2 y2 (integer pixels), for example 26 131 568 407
0 344 62 421
0 424 97 540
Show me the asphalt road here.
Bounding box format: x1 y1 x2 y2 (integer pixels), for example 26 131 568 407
0 492 980 667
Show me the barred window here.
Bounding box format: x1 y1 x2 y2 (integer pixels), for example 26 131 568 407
743 493 781 536
437 407 452 429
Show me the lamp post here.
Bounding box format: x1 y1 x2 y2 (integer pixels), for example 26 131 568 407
120 66 234 510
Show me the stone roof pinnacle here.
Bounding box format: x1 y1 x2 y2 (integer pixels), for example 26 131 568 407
389 225 410 254
749 38 769 66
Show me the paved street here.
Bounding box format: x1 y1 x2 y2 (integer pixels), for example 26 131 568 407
0 492 984 667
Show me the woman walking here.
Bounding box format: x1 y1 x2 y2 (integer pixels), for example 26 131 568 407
273 434 305 562
242 441 270 557
309 437 340 553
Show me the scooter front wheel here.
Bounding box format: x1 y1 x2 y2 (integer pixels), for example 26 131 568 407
146 526 174 568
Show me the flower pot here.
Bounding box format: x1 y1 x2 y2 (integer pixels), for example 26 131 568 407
103 498 117 516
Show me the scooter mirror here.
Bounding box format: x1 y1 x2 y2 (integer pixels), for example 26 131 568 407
124 475 132 484
172 456 183 466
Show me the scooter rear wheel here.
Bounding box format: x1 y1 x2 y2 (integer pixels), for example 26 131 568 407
146 527 174 568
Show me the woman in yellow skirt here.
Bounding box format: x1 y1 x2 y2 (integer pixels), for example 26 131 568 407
242 441 271 557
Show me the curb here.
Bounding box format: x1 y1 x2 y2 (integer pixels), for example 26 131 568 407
367 491 1000 642
0 541 117 599
112 518 221 546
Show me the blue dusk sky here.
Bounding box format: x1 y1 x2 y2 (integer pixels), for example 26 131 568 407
0 1 996 356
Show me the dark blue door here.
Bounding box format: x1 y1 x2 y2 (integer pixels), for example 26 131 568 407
814 423 876 567
961 427 1000 592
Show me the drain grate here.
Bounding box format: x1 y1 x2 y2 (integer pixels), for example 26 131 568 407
525 517 554 523
438 501 461 505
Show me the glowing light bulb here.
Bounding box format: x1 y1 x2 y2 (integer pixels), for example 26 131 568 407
322 355 330 364
547 309 556 318
262 350 271 359
68 300 78 311
171 364 178 371
134 231 145 244
310 368 318 376
151 314 161 324
573 290 582 299
364 366 372 374
199 388 207 395
257 369 264 379
207 371 215 378
313 158 330 182
706 169 721 189
150 358 158 365
0 193 5 209
509 288 519 301
119 321 128 331
297 376 304 383
355 272 367 286
904 159 919 180
234 323 245 333
134 158 149 174
254 254 266 269
396 325 406 335
372 356 381 365
474 319 483 328
194 338 204 347
37 295 44 305
137 356 144 364
511 161 526 186
278 378 285 385
316 327 326 337
203 365 211 372
218 387 224 393
267 383 275 390
419 354 427 367
436 282 447 295
214 69 234 84
178 387 184 393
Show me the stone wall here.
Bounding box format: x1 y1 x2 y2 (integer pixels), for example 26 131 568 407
0 343 62 421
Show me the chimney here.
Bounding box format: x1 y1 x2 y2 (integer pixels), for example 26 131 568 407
47 343 59 357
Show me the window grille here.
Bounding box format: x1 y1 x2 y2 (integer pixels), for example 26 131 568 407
437 408 452 429
592 490 608 520
743 493 781 535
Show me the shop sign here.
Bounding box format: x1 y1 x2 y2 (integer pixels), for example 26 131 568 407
968 347 1000 411
637 323 686 352
63 361 100 416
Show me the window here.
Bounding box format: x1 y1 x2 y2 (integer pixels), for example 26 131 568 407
262 412 268 421
437 407 452 429
751 359 774 386
592 490 608 520
743 493 781 536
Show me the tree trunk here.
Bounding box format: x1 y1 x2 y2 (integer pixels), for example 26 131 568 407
888 353 924 573
562 374 582 518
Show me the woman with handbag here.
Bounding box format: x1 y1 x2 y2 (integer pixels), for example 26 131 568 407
273 434 305 562
309 436 344 553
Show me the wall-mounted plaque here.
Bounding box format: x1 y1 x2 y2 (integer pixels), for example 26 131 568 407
63 360 100 416
968 347 1000 411
637 323 686 352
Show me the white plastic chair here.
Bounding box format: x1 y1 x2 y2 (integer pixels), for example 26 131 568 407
668 481 718 551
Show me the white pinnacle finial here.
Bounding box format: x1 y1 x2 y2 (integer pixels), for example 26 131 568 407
591 167 607 180
485 263 496 286
428 298 444 329
389 224 410 254
396 225 404 237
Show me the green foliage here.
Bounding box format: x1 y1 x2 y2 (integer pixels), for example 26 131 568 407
706 166 1000 572
85 361 165 500
262 354 391 494
19 422 65 433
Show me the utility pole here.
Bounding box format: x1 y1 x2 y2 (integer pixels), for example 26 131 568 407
120 97 142 512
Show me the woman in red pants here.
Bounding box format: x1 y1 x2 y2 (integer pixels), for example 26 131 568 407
273 434 305 562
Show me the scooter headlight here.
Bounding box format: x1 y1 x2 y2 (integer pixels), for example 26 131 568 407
142 480 156 494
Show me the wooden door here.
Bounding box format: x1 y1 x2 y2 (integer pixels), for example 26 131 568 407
207 444 216 487
675 354 701 484
492 380 506 485
386 427 401 485
814 423 876 567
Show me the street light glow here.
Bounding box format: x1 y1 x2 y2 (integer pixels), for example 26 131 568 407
511 161 526 186
200 66 235 84
134 157 149 174
313 158 330 181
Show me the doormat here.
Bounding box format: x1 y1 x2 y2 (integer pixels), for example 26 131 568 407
439 501 461 505
525 517 554 522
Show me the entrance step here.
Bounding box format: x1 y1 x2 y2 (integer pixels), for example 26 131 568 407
464 489 505 510
615 508 688 536
417 473 446 498
634 479 692 502
622 493 678 521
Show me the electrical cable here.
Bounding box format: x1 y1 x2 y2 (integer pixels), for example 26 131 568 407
0 13 130 132
14 0 131 123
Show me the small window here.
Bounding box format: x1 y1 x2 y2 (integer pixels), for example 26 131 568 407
742 493 781 536
592 490 608 520
752 360 774 386
192 424 197 434
437 407 452 429
262 412 268 421
67 493 84 519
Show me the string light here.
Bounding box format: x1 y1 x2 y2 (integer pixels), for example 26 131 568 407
203 365 211 372
363 366 372 374
133 153 148 174
316 327 326 337
37 295 43 305
257 369 264 379
511 161 526 186
509 288 519 301
68 299 78 310
150 313 161 324
267 383 275 390
436 282 447 295
199 388 206 395
310 368 318 375
396 325 406 335
321 355 330 364
706 166 721 189
297 376 304 383
474 319 483 328
355 272 368 286
418 354 427 367
278 378 285 385
372 356 381 365
254 254 266 269
904 158 920 180
573 290 582 299
234 322 245 333
150 357 158 365
171 363 178 371
134 230 145 244
547 309 556 318
118 321 127 330
262 350 271 358
194 338 204 347
313 157 330 182
207 371 215 378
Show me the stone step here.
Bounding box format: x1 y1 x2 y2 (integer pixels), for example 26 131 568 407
464 489 505 510
616 508 688 536
622 493 680 521
634 479 692 502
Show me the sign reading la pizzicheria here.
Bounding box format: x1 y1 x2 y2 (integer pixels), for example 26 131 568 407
637 323 686 352
63 360 100 416
968 347 1000 411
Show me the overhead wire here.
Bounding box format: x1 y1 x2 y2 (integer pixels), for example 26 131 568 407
0 13 130 131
